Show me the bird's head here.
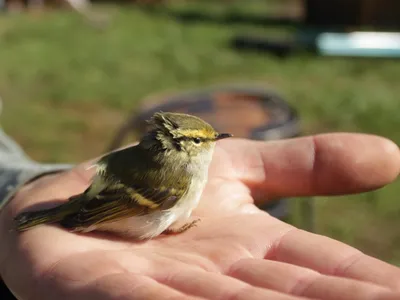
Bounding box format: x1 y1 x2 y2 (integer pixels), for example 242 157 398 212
142 112 232 159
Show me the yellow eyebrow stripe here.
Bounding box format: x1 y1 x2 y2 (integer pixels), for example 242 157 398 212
179 129 215 139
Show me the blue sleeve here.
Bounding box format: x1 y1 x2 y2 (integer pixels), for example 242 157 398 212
0 127 73 211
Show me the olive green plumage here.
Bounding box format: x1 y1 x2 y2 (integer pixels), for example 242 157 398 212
14 112 232 237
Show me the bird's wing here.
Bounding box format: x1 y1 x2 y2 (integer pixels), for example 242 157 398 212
61 181 182 229
101 144 189 209
61 190 144 229
62 145 190 229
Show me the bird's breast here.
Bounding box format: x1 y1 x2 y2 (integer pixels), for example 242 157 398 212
172 160 209 220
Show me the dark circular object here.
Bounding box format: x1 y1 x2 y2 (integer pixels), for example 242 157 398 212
193 138 201 144
108 85 301 148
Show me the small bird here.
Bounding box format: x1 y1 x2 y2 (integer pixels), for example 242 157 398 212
14 112 232 239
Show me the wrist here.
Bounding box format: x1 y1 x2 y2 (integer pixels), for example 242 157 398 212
0 165 73 212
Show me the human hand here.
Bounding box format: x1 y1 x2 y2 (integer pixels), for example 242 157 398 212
1 133 399 300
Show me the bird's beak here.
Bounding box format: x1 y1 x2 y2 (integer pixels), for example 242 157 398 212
216 133 233 140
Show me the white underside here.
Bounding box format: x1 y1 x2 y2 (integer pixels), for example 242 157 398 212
83 145 215 239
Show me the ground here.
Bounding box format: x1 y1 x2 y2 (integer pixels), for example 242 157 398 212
1 1 400 265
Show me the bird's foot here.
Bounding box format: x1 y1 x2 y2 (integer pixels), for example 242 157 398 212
163 218 201 235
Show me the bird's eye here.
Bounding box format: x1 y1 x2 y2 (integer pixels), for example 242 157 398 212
193 138 201 144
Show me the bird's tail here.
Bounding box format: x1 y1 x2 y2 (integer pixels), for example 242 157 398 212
14 194 84 231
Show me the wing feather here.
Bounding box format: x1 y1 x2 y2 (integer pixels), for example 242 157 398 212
61 183 180 229
61 144 189 230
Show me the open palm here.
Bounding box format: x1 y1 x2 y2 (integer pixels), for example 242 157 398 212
1 134 400 300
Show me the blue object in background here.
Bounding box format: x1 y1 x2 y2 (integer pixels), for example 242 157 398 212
316 31 400 58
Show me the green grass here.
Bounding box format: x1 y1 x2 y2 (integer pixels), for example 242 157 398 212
1 2 400 263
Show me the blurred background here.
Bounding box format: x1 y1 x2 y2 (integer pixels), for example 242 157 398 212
1 0 400 265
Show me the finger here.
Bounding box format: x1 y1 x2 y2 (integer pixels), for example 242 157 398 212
268 228 400 291
152 268 310 300
217 133 400 201
228 258 400 300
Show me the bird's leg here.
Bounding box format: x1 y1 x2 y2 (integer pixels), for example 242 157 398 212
163 218 201 235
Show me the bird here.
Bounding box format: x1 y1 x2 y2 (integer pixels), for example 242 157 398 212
14 112 232 240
